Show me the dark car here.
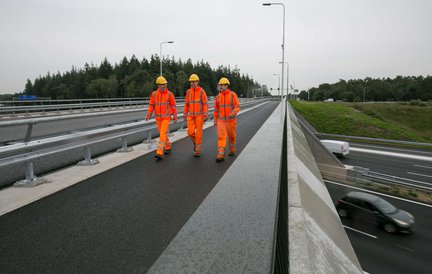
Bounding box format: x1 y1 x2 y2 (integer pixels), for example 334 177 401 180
336 191 415 233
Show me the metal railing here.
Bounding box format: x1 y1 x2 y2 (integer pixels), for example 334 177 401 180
363 170 432 191
0 97 257 115
0 99 269 186
315 133 432 148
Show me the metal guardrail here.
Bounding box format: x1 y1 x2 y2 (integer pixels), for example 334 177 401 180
0 99 268 186
363 170 432 191
1 97 152 104
0 97 258 115
0 99 183 114
316 133 432 148
0 98 255 142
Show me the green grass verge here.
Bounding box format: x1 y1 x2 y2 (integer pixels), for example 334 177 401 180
290 101 432 143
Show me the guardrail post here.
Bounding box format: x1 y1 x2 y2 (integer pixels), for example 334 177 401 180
178 121 187 131
14 162 48 187
77 146 99 166
167 126 174 137
143 131 156 149
24 124 34 142
117 136 133 152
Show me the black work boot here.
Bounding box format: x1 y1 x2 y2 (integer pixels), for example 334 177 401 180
216 156 224 163
155 154 163 160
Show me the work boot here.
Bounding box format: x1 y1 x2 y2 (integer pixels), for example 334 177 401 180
216 156 224 163
229 151 235 157
155 154 163 160
194 151 201 157
164 149 171 155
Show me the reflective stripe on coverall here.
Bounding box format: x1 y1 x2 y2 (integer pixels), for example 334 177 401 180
184 87 208 152
147 89 177 155
214 90 240 158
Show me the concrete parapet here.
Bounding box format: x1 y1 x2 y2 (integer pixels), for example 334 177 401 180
287 103 363 273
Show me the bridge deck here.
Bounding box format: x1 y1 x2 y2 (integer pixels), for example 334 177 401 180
0 102 278 273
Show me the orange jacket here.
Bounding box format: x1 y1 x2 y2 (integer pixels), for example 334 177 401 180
147 89 177 120
184 87 208 118
214 89 240 120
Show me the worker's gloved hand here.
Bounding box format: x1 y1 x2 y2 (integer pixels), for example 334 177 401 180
229 112 236 118
214 119 217 126
145 114 150 121
203 115 208 121
173 115 178 123
184 115 188 121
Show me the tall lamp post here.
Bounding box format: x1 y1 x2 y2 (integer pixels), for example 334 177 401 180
159 41 174 76
279 61 289 98
263 2 285 101
273 73 280 96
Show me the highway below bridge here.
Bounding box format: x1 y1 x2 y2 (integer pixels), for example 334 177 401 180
325 142 432 273
326 181 432 274
0 101 279 273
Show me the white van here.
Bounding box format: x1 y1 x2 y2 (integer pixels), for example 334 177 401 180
321 139 350 156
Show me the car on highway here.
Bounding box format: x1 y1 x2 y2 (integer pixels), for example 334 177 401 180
321 139 350 157
336 191 415 233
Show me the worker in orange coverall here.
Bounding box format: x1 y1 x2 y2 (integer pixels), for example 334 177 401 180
213 77 240 162
145 76 177 160
183 74 209 157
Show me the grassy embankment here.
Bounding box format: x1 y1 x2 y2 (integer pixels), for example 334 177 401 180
290 101 432 143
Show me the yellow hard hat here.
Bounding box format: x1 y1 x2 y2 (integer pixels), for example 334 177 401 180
156 76 168 85
189 74 200 82
218 77 230 85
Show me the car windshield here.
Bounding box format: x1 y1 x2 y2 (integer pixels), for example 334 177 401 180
373 197 397 214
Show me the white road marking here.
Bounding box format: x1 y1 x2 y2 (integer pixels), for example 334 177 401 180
343 225 378 239
325 180 432 208
407 172 432 179
413 164 432 169
350 147 432 162
397 245 415 253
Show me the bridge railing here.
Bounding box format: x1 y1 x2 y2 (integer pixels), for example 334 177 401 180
0 97 260 115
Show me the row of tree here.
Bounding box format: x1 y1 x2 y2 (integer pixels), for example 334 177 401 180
297 76 432 102
22 55 269 99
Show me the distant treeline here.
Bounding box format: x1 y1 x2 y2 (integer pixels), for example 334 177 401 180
298 76 432 102
22 55 269 99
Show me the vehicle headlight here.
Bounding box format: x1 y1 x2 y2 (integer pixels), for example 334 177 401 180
394 219 408 226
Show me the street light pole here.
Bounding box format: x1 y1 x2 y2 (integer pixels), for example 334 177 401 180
273 73 280 96
279 61 289 98
263 3 285 101
159 41 174 76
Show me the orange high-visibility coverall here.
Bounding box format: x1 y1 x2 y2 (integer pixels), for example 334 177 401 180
184 86 208 153
214 89 240 158
146 89 177 156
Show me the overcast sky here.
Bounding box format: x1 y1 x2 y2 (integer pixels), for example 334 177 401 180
1 0 431 95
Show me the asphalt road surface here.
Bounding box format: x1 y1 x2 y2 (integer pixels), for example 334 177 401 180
0 101 278 273
326 181 432 274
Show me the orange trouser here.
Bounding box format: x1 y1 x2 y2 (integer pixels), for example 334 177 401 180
187 116 204 152
216 119 236 157
156 118 171 155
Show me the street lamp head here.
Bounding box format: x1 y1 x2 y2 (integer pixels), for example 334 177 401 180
262 3 272 6
168 41 174 43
